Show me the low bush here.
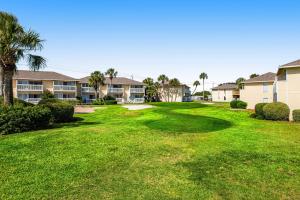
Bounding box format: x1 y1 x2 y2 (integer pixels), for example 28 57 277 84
230 100 238 108
38 99 74 122
293 110 300 122
236 101 247 109
263 102 290 121
92 99 104 105
230 100 247 109
104 100 117 105
103 95 116 101
0 105 52 135
255 103 268 119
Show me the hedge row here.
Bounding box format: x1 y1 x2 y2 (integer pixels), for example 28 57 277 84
0 105 52 135
38 99 75 123
230 100 247 109
293 110 300 122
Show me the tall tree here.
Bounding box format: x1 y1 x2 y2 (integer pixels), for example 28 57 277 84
192 80 200 95
199 73 208 99
143 77 156 102
105 68 118 89
250 73 259 79
169 78 180 101
89 71 105 99
0 12 46 105
157 74 169 101
236 77 246 89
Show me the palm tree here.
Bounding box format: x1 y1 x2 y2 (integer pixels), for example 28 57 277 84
169 78 180 102
89 71 105 99
157 74 169 101
192 80 200 95
0 12 46 105
199 73 208 99
105 68 118 91
250 73 259 79
236 77 246 89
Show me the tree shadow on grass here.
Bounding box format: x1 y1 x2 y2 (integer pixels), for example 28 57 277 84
180 150 299 199
143 103 232 133
51 117 102 129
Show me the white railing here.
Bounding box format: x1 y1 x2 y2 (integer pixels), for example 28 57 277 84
81 87 95 93
53 85 76 91
26 98 41 104
116 98 124 103
130 88 145 93
133 98 144 103
108 88 124 93
58 98 77 101
17 84 43 91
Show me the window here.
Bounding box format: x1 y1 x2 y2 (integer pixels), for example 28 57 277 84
263 83 268 93
17 80 29 84
82 83 89 87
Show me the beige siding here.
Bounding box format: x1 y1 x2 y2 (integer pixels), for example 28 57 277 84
212 89 235 102
277 67 300 119
13 80 17 98
240 82 274 109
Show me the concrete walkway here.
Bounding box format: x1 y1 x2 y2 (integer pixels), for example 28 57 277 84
122 105 154 110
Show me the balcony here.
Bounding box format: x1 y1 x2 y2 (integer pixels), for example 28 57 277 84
116 98 124 103
132 98 144 103
53 85 76 91
81 87 95 93
130 88 145 93
27 98 42 104
107 88 124 93
57 98 77 101
17 84 43 91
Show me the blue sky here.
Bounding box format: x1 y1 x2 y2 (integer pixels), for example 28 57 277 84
1 0 300 90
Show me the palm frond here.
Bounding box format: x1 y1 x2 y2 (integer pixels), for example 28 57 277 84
27 54 46 71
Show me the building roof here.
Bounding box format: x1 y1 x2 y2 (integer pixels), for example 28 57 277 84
280 59 300 68
243 72 276 83
80 76 145 85
13 70 78 81
212 83 238 90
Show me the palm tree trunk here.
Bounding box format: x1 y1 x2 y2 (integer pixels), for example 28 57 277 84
202 79 205 100
3 68 14 105
0 66 3 96
192 86 197 95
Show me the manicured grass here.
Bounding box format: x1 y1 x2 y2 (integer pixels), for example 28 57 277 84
0 102 299 199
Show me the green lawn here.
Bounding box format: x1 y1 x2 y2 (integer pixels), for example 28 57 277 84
0 102 299 199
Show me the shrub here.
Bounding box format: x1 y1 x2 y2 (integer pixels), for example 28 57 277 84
255 103 268 119
0 96 34 107
230 100 247 109
103 95 116 101
38 99 74 122
237 101 247 109
293 110 300 122
104 100 117 105
92 99 104 105
0 105 52 135
230 100 238 108
263 102 290 121
41 90 55 99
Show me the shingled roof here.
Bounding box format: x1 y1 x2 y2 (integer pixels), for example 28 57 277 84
212 83 238 90
13 70 78 81
243 72 276 83
80 76 145 85
280 59 300 68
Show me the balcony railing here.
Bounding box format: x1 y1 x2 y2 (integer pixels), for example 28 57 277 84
57 98 77 101
53 85 76 91
133 98 144 103
27 98 41 104
130 88 145 93
17 84 43 91
108 88 124 93
116 98 124 103
81 87 95 93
